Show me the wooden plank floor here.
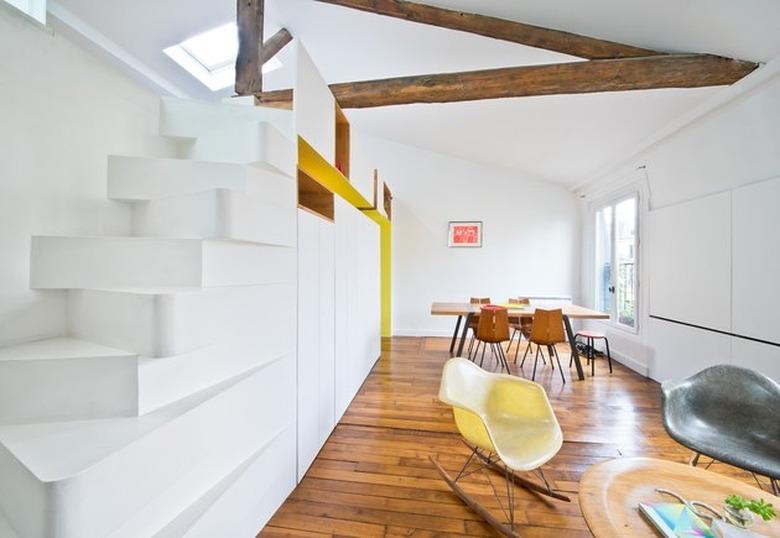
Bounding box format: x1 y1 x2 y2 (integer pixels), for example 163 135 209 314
261 337 768 537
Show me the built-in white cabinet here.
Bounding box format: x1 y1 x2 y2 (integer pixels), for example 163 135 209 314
334 198 381 420
297 209 336 479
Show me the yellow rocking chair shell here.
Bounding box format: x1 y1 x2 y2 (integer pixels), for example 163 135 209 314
439 357 563 472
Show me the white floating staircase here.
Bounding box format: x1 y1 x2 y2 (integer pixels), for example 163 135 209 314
0 98 299 537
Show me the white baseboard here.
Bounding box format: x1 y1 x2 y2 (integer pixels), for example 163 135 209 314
604 347 649 377
393 329 453 337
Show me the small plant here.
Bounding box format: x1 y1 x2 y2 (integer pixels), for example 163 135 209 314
725 494 776 522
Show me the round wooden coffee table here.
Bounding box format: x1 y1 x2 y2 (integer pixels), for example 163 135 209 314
579 457 780 537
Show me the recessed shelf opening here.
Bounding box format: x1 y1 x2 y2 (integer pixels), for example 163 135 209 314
298 169 334 221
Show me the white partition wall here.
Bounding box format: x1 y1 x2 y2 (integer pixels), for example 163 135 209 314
297 209 336 480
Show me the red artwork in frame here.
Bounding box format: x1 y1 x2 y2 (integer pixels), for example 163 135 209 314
448 221 482 248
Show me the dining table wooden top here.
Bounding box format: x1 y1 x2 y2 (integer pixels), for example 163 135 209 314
430 302 610 320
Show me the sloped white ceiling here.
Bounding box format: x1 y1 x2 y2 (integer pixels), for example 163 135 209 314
53 0 780 186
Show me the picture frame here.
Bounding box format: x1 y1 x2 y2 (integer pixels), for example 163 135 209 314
448 221 483 248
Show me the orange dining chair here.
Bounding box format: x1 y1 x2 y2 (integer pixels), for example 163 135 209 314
471 305 512 374
522 309 566 384
506 297 535 363
466 297 491 357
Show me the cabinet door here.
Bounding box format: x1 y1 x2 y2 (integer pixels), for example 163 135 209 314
334 200 381 419
317 220 336 446
297 209 320 477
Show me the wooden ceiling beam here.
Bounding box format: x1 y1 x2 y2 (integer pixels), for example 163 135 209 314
261 28 293 64
236 0 265 96
312 0 660 60
256 54 757 109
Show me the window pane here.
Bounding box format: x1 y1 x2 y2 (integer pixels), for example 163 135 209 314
615 197 637 327
595 206 613 314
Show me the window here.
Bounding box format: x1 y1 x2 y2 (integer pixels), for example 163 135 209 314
3 0 46 24
595 195 638 329
163 22 282 91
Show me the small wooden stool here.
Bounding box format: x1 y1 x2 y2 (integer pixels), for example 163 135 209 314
574 330 612 376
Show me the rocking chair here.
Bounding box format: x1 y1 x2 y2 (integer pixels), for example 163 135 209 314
431 358 570 537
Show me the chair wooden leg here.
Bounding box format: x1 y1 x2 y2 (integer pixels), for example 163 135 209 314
605 337 613 373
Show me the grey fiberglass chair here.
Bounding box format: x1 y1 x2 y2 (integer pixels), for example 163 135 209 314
661 365 780 495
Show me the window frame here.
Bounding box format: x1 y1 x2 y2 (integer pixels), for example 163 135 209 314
593 191 640 334
2 0 46 25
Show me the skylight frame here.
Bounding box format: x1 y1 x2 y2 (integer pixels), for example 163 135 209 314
164 22 282 92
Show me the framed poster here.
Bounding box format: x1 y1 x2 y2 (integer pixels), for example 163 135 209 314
448 221 482 248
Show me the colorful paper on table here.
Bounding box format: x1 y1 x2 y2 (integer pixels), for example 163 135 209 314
639 502 716 537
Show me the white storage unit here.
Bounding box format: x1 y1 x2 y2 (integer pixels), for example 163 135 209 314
296 209 336 480
334 198 382 420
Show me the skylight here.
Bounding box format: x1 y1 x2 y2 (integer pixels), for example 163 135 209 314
164 22 282 91
2 0 46 24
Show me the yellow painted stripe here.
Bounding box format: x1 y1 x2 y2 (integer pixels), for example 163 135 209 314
298 136 392 337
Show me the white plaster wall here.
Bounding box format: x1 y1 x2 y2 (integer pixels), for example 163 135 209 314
352 131 581 337
0 9 179 346
578 60 780 382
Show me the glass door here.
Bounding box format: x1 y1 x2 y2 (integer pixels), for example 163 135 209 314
595 195 638 330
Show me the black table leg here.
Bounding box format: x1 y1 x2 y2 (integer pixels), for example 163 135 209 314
455 313 473 357
449 315 463 355
563 315 585 381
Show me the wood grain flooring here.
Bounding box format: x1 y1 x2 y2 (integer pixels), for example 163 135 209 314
260 337 770 537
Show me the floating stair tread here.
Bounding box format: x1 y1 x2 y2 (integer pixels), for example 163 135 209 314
0 362 272 483
31 236 296 290
0 337 133 362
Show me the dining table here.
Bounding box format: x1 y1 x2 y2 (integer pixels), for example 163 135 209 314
430 302 610 381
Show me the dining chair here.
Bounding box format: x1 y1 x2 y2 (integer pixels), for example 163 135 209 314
466 297 491 358
506 297 534 363
471 305 511 374
522 308 566 384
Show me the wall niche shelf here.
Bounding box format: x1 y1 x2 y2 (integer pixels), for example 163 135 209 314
298 169 334 221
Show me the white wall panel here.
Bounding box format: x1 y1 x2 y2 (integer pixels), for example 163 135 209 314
732 177 780 344
317 222 336 446
645 317 731 382
731 338 780 383
647 191 732 331
334 199 381 420
296 210 320 478
296 209 336 480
